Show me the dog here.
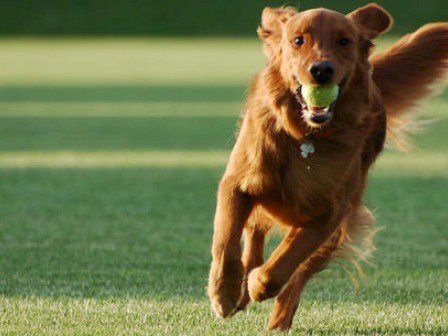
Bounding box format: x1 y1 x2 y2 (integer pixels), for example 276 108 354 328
207 3 448 331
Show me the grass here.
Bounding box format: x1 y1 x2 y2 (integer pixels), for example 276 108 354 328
0 39 266 85
0 37 447 335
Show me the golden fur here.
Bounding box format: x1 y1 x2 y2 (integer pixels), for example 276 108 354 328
207 3 448 331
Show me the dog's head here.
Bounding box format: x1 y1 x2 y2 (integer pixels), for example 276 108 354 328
258 3 392 128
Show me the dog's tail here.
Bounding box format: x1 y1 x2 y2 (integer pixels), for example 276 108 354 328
371 23 448 149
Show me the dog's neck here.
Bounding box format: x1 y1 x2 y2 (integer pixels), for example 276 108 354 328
304 126 339 140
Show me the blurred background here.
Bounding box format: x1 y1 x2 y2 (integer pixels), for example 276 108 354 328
1 0 447 36
1 1 447 334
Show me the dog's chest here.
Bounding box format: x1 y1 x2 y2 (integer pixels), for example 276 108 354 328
251 154 346 227
280 141 359 204
281 155 333 200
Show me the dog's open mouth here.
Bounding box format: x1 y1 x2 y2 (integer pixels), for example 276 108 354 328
303 105 334 124
295 84 343 127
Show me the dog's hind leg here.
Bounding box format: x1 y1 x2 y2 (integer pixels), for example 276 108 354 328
247 212 342 303
267 231 342 331
267 206 376 331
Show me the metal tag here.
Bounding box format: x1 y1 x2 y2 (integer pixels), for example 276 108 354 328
300 141 315 158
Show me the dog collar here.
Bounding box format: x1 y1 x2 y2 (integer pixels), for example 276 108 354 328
300 126 339 159
305 127 339 140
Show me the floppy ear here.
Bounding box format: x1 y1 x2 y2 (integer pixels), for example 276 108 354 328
347 3 393 39
257 6 297 58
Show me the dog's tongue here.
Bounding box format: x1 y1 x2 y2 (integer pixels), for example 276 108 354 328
309 106 329 113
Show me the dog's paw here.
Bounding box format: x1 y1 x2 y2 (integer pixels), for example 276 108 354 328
267 309 296 332
209 292 239 318
247 267 282 302
208 260 244 318
267 318 294 332
235 281 251 312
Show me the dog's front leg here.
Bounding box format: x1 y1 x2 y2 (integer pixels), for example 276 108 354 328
208 177 252 318
248 223 335 302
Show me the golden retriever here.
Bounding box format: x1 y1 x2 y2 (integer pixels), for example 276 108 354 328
207 3 448 331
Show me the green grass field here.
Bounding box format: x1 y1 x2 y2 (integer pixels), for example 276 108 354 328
0 38 447 335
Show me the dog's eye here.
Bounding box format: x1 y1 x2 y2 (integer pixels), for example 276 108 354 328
339 38 350 46
294 36 305 46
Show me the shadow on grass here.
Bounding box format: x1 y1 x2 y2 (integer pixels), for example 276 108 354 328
0 115 239 151
0 168 446 305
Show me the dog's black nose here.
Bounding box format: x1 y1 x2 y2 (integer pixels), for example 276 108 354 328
309 61 334 84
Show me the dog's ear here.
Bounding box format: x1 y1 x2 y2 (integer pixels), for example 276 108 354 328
347 3 393 39
257 6 297 58
257 7 297 40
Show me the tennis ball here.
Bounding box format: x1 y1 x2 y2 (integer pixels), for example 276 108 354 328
302 85 339 108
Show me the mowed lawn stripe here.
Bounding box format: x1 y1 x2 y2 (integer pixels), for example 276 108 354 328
0 102 243 118
0 116 239 151
0 150 229 168
0 39 265 86
0 84 247 103
0 150 447 175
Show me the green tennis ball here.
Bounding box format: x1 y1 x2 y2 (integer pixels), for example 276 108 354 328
302 85 339 108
